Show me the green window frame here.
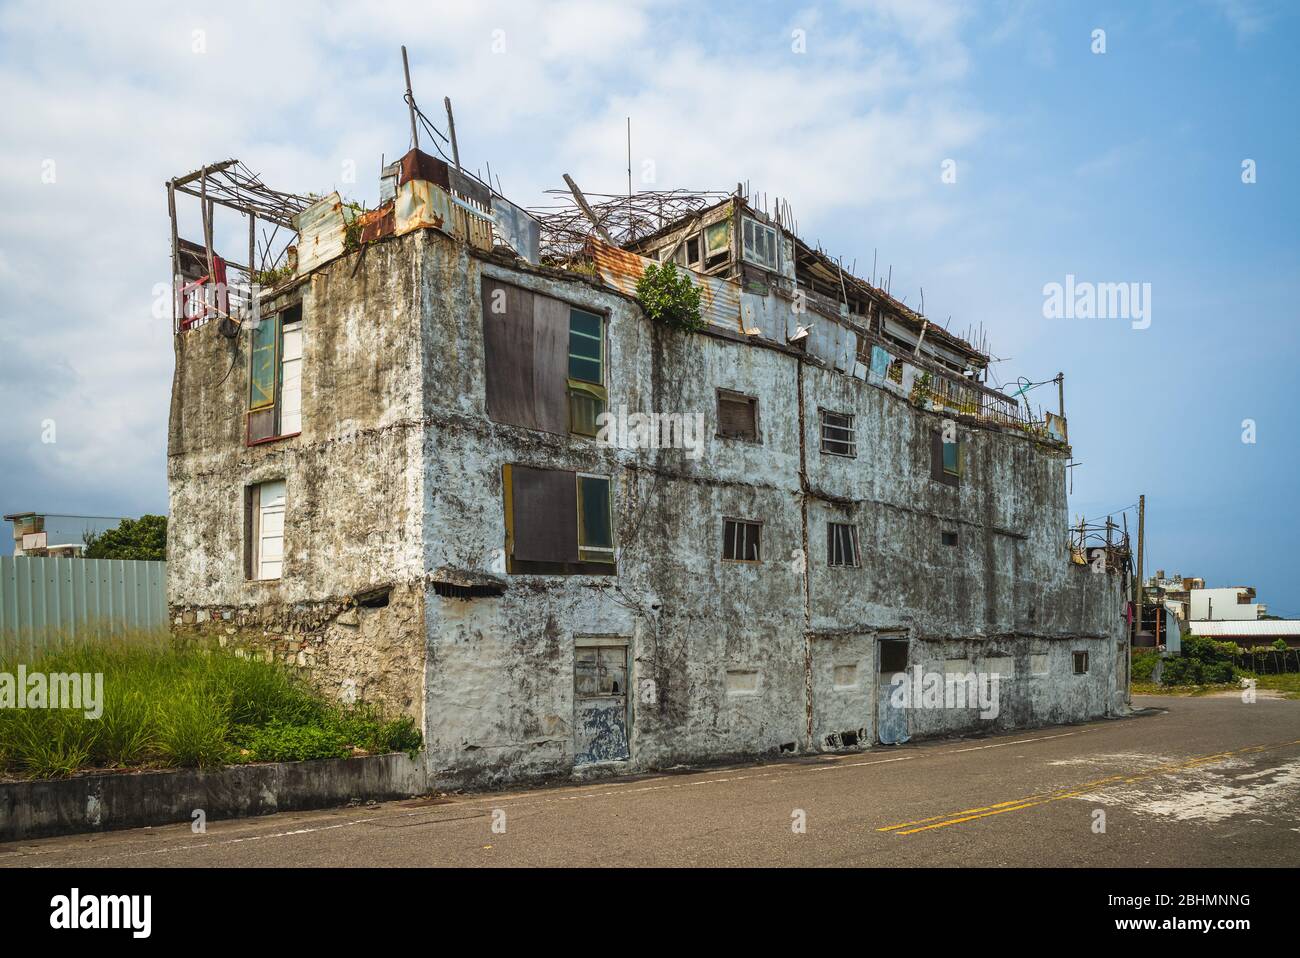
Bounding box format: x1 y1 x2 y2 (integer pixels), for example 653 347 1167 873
568 308 607 437
577 474 614 562
568 308 604 384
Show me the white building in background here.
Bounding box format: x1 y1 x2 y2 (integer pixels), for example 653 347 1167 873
1190 587 1267 621
2 512 127 557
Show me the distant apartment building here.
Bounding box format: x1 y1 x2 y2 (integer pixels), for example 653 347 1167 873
1190 586 1266 621
3 512 127 557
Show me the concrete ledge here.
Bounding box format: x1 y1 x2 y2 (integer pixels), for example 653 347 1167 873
0 753 428 843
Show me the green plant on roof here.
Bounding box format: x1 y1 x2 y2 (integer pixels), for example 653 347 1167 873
636 261 704 333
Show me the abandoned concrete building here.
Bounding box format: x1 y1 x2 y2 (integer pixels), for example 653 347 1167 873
166 148 1131 787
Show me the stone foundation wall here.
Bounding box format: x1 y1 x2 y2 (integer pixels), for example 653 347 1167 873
169 582 425 721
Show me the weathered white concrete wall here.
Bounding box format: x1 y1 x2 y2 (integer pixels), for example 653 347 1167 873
411 232 1126 787
167 226 1127 787
167 236 431 718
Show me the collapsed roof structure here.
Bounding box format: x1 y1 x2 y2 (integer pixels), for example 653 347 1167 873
164 49 1068 441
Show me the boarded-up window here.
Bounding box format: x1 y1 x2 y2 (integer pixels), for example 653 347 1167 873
930 430 961 487
717 390 759 441
482 279 601 437
722 518 762 562
245 479 286 581
827 522 860 567
575 645 627 696
821 410 856 457
504 464 615 575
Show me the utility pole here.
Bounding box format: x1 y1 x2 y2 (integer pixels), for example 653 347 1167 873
1057 372 1065 421
443 97 460 170
401 46 419 151
1135 494 1146 642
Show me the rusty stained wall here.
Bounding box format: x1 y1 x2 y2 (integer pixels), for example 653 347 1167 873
166 234 432 719
411 232 1125 788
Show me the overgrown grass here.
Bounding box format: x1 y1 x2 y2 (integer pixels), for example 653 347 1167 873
0 633 421 779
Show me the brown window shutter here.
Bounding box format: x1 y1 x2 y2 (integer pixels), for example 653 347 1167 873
718 394 757 439
481 278 537 430
530 294 572 436
510 465 579 563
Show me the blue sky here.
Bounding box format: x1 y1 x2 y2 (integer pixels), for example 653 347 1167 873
0 0 1296 611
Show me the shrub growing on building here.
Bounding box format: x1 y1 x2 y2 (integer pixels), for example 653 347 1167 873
636 261 704 333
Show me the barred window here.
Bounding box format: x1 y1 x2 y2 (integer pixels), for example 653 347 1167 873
827 522 860 567
820 410 856 457
723 518 762 562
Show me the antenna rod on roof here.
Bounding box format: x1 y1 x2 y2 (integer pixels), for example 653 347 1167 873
444 96 461 170
401 46 419 151
627 117 632 201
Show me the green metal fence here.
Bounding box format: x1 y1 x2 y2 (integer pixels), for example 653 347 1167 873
0 557 167 655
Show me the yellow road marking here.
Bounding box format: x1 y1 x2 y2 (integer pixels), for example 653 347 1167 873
879 738 1300 836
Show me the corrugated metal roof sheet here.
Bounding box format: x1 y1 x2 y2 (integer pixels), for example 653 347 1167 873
590 239 743 334
1188 620 1300 637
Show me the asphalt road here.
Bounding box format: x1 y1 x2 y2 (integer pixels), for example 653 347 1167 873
4 693 1299 867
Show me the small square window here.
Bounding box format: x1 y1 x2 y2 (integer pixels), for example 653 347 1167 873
820 410 856 457
717 390 759 441
685 234 701 266
941 531 959 547
723 518 762 562
1073 651 1089 675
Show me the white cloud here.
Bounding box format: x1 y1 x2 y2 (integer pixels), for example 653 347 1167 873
0 0 990 516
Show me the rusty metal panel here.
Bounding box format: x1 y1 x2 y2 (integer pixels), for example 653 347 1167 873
397 148 450 190
394 179 492 251
590 239 742 333
293 192 347 275
357 203 395 244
